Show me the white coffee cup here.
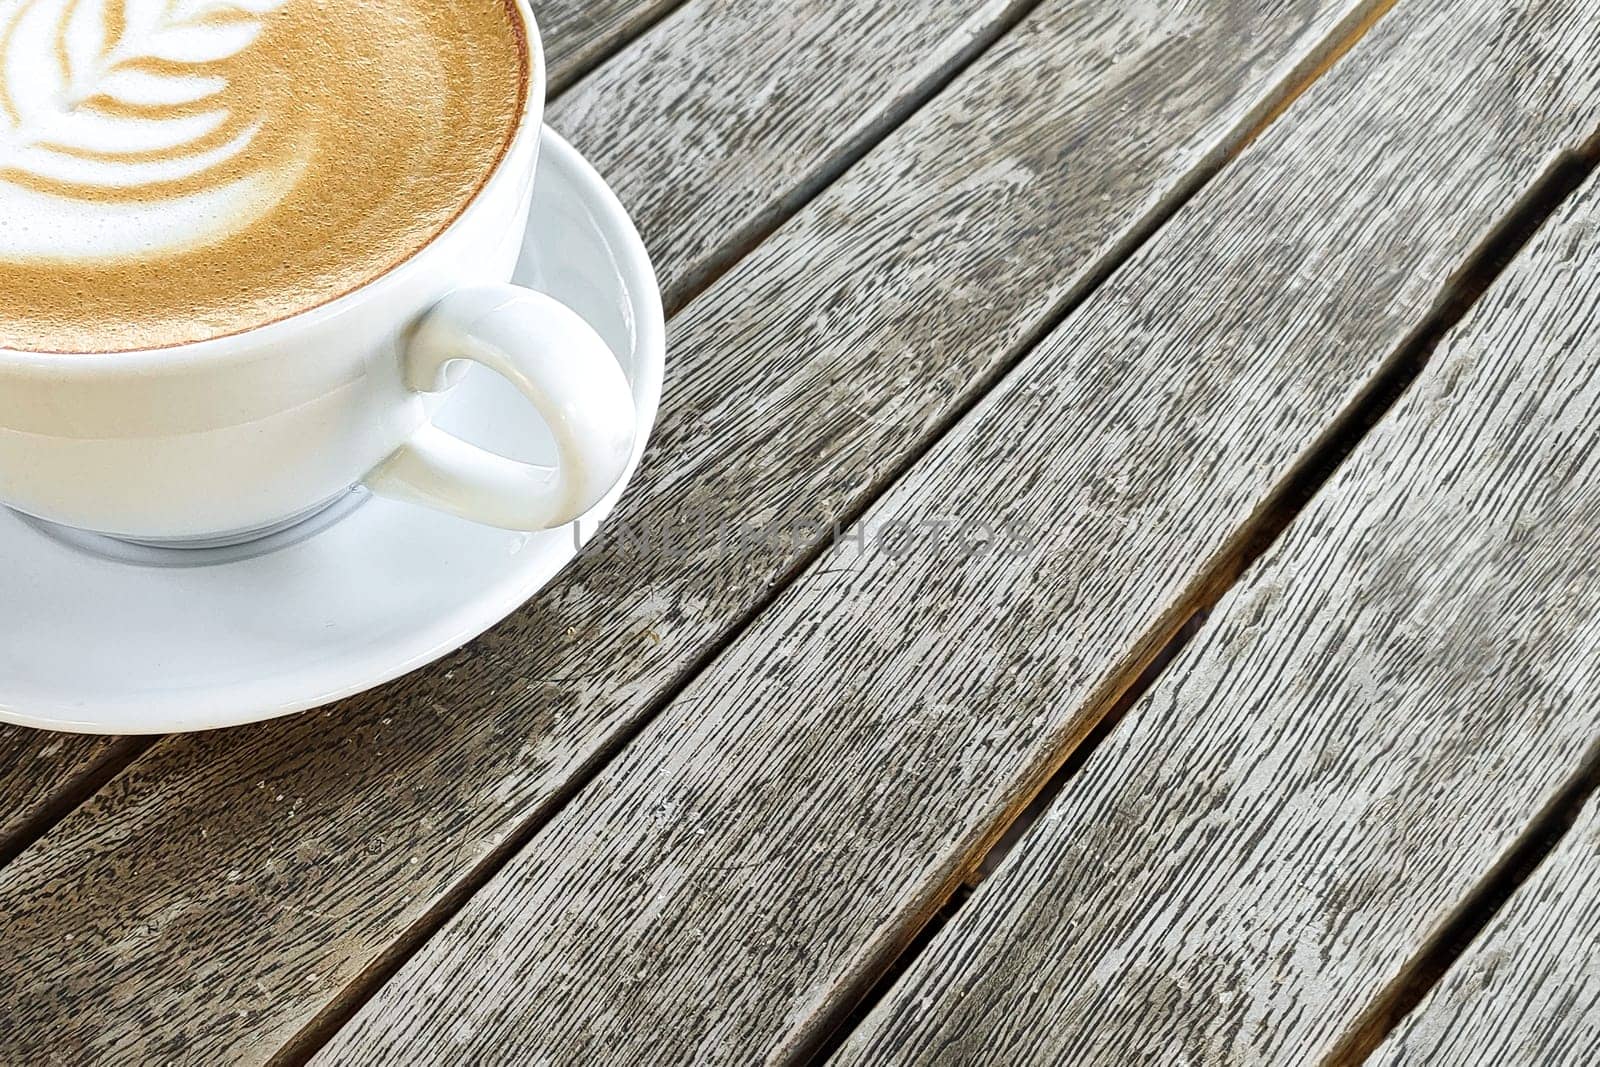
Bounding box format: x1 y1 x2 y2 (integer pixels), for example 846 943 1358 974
0 0 635 546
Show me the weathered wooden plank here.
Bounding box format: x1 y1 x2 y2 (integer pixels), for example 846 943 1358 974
536 0 680 92
0 0 1384 1061
1372 794 1600 1066
314 3 1600 1064
0 733 132 863
835 163 1600 1064
546 0 1030 307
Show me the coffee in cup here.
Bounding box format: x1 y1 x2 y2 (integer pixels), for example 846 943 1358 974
0 0 529 353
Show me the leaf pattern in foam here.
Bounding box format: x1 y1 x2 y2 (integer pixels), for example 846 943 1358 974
0 0 305 265
0 0 288 187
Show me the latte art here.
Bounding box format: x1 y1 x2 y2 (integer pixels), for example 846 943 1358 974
0 0 528 352
0 0 303 262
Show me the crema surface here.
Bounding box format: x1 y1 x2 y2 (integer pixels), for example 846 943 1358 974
0 0 527 353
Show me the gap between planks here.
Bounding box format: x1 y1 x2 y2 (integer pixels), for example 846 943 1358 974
1367 758 1600 1064
808 126 1600 1067
818 607 1215 1057
541 0 697 97
650 0 1044 316
0 737 155 871
1235 0 1398 149
275 0 1416 1061
1325 735 1600 1066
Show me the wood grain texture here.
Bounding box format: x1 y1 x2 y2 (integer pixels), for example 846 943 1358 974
1372 795 1600 1066
546 0 1028 308
0 0 1382 1063
315 3 1600 1064
837 157 1600 1066
536 0 682 91
0 733 130 861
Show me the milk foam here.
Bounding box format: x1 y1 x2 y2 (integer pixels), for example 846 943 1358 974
0 0 302 262
0 0 527 353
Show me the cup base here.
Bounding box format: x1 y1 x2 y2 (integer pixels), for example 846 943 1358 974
17 488 369 569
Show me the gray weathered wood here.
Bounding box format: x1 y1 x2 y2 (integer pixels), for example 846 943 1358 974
836 163 1600 1065
547 0 1029 308
536 0 681 92
0 0 1386 1061
314 3 1600 1063
1372 795 1600 1066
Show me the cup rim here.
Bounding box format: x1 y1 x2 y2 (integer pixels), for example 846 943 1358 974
0 0 547 370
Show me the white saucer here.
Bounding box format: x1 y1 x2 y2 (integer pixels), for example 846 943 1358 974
0 129 664 735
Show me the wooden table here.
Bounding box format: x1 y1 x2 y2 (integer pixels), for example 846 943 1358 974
3 0 1600 1063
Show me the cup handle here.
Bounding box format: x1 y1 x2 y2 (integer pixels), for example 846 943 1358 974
365 285 637 530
